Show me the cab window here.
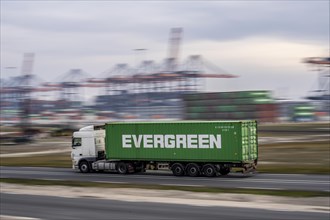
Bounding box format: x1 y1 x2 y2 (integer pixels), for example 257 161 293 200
72 138 82 147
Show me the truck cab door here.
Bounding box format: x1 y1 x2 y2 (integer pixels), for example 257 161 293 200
71 137 83 158
82 137 97 157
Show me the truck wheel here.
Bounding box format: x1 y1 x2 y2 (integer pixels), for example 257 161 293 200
171 163 185 176
79 161 90 173
117 162 128 174
202 164 216 177
186 163 200 177
220 167 230 175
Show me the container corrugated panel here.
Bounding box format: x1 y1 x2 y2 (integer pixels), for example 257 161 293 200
184 93 219 101
233 97 274 105
105 121 258 163
185 112 277 122
182 93 202 101
184 100 201 106
185 97 275 107
215 112 231 119
187 105 260 113
214 91 270 99
294 106 315 111
189 113 209 120
186 106 207 113
235 91 271 98
216 105 237 112
229 112 259 119
215 92 235 99
185 113 200 120
185 112 260 120
186 105 243 114
185 99 234 106
183 90 271 102
238 105 260 112
186 113 215 120
183 92 278 122
294 112 315 116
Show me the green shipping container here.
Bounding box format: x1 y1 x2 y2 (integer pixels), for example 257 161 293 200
105 121 258 163
235 90 271 98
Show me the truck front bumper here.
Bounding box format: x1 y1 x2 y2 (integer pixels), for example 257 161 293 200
72 160 79 170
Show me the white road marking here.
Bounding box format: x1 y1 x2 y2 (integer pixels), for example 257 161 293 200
161 184 204 187
43 178 63 181
95 181 128 184
0 215 41 220
240 187 285 190
0 149 71 158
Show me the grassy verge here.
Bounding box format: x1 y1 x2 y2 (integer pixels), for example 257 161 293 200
259 122 330 131
258 165 330 174
1 178 328 198
0 153 71 168
258 140 330 174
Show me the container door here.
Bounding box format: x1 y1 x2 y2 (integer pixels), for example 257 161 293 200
242 123 248 161
247 121 258 160
242 121 257 161
247 123 252 160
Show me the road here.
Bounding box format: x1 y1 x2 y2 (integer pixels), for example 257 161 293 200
1 193 328 220
1 166 329 192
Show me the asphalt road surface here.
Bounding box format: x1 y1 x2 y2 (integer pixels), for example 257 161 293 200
1 193 328 220
1 166 329 192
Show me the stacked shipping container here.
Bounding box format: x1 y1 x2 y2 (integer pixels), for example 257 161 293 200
292 105 316 122
183 91 278 122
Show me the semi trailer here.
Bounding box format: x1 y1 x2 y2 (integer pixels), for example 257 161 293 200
71 120 258 177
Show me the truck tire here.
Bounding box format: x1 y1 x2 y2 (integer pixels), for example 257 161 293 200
186 163 200 177
171 163 185 176
220 167 230 175
202 164 216 177
79 161 90 173
117 162 128 174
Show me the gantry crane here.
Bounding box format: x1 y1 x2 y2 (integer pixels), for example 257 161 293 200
303 56 330 100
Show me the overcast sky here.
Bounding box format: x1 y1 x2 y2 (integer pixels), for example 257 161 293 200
1 0 329 100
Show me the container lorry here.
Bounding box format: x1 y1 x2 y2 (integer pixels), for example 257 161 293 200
71 120 258 177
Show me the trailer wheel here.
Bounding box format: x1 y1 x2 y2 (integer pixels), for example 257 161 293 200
220 167 230 176
186 163 200 177
117 162 128 174
202 164 216 177
171 163 185 176
79 161 90 173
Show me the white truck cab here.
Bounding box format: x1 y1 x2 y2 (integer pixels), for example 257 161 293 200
71 125 105 172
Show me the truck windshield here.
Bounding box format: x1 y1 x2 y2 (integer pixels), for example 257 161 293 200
72 138 82 147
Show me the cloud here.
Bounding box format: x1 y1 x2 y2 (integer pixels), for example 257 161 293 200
1 1 328 99
2 1 328 41
182 1 329 43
